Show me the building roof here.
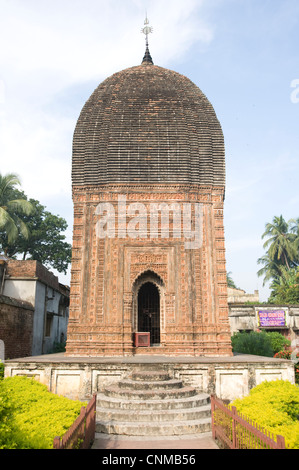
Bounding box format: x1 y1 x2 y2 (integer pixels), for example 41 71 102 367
72 61 225 187
4 260 69 295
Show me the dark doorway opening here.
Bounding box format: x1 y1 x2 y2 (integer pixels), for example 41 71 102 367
138 282 160 345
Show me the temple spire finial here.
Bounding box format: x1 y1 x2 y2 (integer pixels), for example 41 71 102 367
141 14 153 65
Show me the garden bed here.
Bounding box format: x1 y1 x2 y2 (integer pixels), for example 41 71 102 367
0 375 86 449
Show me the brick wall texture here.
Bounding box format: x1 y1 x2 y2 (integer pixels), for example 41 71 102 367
66 61 233 357
0 295 34 359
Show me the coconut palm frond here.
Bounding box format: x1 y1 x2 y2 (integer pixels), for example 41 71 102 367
0 208 19 244
0 173 21 199
7 199 34 216
18 218 30 240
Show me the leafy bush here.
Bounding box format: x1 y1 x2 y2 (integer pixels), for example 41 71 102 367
275 350 299 384
0 381 17 449
232 380 299 449
265 332 291 354
0 376 86 449
231 331 291 357
231 331 274 357
0 361 4 380
274 350 296 360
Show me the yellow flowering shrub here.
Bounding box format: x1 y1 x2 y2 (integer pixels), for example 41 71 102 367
0 376 87 449
231 380 299 449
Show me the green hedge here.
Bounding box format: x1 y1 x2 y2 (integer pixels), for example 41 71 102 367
231 331 274 356
231 331 291 357
232 380 299 449
0 376 86 449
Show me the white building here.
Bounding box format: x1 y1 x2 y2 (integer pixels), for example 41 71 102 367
0 259 69 357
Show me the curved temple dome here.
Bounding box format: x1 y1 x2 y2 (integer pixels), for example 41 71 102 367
72 63 225 187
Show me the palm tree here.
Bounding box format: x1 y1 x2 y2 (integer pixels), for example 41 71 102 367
261 215 297 270
0 173 33 253
271 265 299 288
257 252 282 286
289 217 299 234
268 265 299 304
227 272 238 288
288 217 299 265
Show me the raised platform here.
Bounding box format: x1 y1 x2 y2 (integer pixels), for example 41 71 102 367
4 353 295 402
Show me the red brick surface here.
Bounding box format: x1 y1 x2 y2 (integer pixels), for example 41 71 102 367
66 185 232 357
0 295 34 359
6 260 59 290
72 64 225 188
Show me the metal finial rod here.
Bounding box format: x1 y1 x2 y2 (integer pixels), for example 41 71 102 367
141 15 154 64
141 14 153 45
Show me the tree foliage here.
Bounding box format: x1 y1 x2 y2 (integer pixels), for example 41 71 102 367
0 173 33 248
227 271 238 289
0 181 71 274
257 215 299 303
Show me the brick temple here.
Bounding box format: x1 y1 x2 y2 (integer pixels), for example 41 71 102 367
6 26 294 405
65 38 233 358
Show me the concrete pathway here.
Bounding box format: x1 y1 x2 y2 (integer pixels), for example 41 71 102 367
91 432 219 450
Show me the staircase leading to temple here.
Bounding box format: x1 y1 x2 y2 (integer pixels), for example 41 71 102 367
96 370 212 436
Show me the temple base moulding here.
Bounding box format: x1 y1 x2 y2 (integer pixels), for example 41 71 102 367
4 353 295 402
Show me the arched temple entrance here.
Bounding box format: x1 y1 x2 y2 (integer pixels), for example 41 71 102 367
138 282 160 345
132 270 164 347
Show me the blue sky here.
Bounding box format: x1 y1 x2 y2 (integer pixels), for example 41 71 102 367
0 0 298 300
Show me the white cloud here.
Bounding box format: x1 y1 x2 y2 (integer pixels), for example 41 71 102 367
0 109 73 200
1 0 212 81
0 0 213 207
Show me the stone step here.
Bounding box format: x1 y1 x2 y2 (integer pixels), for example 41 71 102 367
96 369 212 437
131 370 171 381
96 404 211 422
96 417 212 436
118 378 183 390
103 384 198 401
97 392 210 411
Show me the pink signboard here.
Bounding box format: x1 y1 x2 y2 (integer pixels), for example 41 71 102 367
257 309 286 327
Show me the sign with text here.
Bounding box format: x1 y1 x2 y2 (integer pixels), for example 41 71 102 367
257 309 286 327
